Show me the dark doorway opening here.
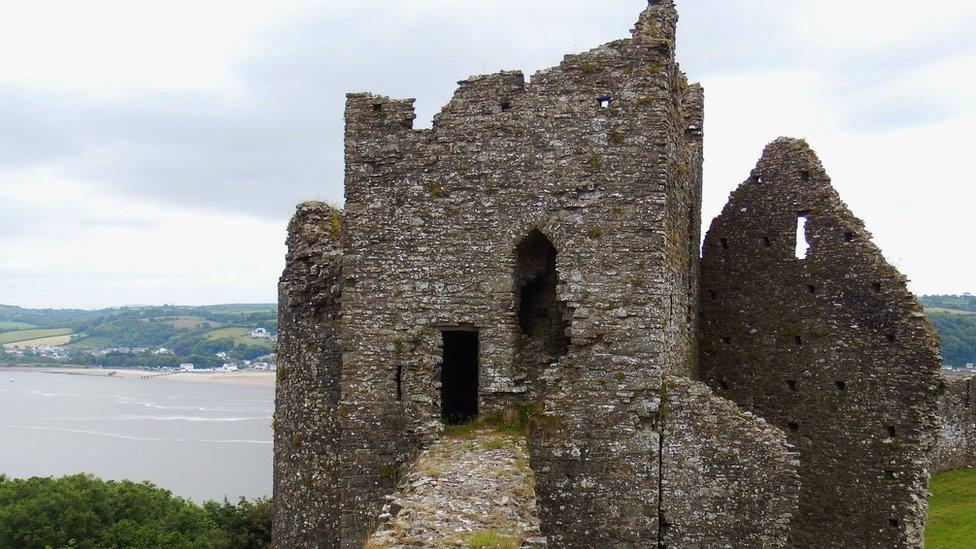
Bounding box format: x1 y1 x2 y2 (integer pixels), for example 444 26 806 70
441 331 479 425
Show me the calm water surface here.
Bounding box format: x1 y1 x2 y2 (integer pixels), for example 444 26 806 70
0 371 273 503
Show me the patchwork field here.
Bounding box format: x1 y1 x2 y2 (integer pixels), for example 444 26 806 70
204 327 274 349
3 335 73 348
138 316 223 329
0 328 73 346
926 307 976 316
926 468 976 548
0 321 37 331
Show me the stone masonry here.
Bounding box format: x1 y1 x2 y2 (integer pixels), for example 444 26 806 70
930 373 976 473
273 2 943 548
698 138 942 547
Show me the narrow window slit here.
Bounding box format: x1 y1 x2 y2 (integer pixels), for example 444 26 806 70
787 380 797 391
719 238 729 250
808 284 817 294
873 282 883 292
395 364 403 401
888 519 899 529
884 470 896 481
795 212 810 259
763 236 772 247
794 335 803 346
788 421 800 431
887 426 897 437
886 334 896 343
835 380 846 391
709 290 717 300
844 232 855 242
718 378 730 390
800 170 810 181
372 103 383 112
500 102 511 112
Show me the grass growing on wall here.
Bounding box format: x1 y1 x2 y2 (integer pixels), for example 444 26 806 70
926 468 976 548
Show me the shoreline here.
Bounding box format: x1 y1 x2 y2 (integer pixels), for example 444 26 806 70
1 365 276 387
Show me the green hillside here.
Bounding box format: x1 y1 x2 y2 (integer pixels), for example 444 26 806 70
0 321 37 331
922 296 976 367
0 304 276 367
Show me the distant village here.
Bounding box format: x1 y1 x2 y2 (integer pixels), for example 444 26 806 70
2 327 277 373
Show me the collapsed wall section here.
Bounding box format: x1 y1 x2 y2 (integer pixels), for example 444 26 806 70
930 374 976 473
659 376 798 548
698 138 942 547
272 202 344 548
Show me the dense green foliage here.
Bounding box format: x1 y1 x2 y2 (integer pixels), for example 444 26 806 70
0 474 271 549
920 295 976 367
928 312 976 367
204 497 274 549
926 468 976 548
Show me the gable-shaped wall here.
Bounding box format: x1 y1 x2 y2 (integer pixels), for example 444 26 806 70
698 138 942 547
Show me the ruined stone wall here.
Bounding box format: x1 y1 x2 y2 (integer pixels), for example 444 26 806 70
336 2 701 546
698 138 942 547
659 376 798 548
930 373 976 473
272 202 344 547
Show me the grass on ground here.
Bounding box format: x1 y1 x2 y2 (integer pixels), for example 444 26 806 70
926 468 976 548
0 328 73 346
465 531 520 549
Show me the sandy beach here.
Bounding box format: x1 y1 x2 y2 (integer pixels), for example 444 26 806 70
1 366 276 387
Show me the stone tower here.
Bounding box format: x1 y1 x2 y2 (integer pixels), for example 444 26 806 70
273 2 940 548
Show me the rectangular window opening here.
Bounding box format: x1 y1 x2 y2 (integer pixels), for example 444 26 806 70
795 212 810 259
441 330 479 425
598 96 612 108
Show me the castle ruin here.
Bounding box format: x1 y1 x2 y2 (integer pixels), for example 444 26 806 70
273 2 943 547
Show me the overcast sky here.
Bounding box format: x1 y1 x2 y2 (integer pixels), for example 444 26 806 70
0 0 973 309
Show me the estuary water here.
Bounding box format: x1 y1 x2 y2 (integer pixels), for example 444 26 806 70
0 370 273 503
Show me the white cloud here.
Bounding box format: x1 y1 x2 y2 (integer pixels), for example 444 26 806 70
0 174 284 308
0 0 971 307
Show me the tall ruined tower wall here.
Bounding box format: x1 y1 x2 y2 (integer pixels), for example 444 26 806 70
698 138 942 547
272 203 344 546
335 2 702 546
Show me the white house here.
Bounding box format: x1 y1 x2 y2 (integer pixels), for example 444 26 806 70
249 328 270 339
